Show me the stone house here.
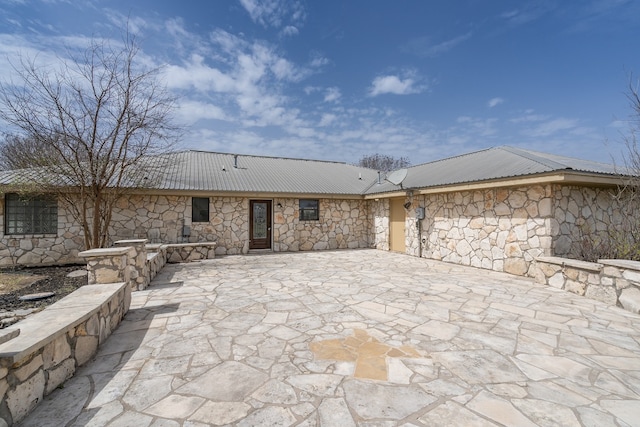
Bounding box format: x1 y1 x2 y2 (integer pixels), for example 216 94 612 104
0 146 629 276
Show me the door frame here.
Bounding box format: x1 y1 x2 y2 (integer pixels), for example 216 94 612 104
249 199 272 250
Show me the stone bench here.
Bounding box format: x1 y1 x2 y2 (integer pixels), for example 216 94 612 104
148 242 217 263
0 282 129 426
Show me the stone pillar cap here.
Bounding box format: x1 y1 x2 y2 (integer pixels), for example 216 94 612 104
79 247 131 258
114 239 148 245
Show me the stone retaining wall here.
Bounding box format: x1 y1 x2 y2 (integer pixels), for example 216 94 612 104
534 256 640 313
0 282 129 426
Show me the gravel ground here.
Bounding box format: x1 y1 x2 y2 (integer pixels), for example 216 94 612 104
0 265 88 328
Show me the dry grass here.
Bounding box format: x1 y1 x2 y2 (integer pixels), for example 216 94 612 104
0 273 46 294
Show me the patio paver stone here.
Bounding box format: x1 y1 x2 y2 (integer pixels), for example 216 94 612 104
16 249 640 426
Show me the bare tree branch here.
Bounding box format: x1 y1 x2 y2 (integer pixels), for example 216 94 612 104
357 153 410 172
0 31 180 249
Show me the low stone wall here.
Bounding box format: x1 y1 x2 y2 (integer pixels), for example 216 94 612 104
0 282 129 426
164 242 217 263
0 240 215 425
81 241 216 292
534 256 640 313
145 245 167 280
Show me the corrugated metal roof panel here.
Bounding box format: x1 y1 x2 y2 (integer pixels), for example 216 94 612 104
0 146 627 196
365 146 625 194
150 151 380 195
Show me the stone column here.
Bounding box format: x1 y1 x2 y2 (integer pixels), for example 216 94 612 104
79 247 132 286
79 247 134 311
114 239 149 291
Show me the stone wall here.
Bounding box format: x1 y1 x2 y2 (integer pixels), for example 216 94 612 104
0 199 84 267
0 194 374 266
110 195 191 244
1 184 628 271
534 256 640 313
406 186 554 275
0 282 129 425
370 199 390 251
273 198 370 251
551 185 626 259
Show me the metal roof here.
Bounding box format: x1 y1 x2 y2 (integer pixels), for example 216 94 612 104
365 146 624 195
147 150 380 195
0 146 627 196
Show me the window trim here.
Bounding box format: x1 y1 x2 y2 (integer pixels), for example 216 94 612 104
299 199 320 221
4 193 58 235
192 197 210 223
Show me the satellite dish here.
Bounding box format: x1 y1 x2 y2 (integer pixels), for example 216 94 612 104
386 168 408 186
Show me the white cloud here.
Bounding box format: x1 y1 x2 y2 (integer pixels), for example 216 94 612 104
303 86 320 95
402 32 472 57
281 25 299 37
510 111 549 123
309 52 329 68
500 3 557 26
163 54 236 92
104 9 152 35
487 97 505 108
524 118 580 137
324 87 341 103
369 74 424 96
239 0 306 30
455 116 499 137
175 100 229 124
319 113 337 127
160 25 315 132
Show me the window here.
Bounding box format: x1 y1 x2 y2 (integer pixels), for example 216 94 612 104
4 193 57 235
299 199 319 221
192 197 210 222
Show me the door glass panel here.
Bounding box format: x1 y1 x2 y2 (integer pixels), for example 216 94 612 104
252 202 267 239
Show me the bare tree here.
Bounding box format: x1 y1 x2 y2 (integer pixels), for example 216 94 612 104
580 76 640 261
612 76 640 260
0 33 179 249
357 153 410 171
0 134 59 170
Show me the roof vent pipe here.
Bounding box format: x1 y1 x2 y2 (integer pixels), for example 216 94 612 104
377 171 382 185
233 155 238 168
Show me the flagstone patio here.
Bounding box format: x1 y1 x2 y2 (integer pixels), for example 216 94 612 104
18 249 640 426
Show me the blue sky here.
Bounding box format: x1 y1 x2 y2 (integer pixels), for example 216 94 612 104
1 0 639 165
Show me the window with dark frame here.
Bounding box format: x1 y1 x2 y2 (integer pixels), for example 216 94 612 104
299 199 319 221
192 197 210 222
4 193 58 235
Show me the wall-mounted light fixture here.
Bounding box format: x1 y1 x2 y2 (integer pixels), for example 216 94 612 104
277 202 283 208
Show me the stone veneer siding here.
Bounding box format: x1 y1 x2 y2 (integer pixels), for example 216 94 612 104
1 184 628 273
550 185 627 259
0 199 84 267
393 184 626 276
371 199 390 251
109 195 372 254
273 198 370 251
401 185 554 275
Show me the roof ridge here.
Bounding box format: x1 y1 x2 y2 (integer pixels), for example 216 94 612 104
181 149 358 166
402 146 495 170
498 146 570 170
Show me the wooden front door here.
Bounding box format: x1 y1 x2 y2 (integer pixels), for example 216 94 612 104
389 198 406 253
250 200 272 249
